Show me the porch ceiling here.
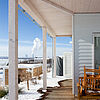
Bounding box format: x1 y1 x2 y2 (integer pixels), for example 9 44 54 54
49 0 100 14
19 0 100 37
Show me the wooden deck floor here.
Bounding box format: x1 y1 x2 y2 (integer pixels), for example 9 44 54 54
38 79 99 100
44 87 75 100
38 79 76 100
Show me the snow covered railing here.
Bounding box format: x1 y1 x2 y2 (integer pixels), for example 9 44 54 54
3 64 43 87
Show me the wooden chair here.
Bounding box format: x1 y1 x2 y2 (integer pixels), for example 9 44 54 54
77 66 100 100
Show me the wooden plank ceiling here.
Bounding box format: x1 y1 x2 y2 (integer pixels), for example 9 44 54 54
19 0 100 37
49 0 100 13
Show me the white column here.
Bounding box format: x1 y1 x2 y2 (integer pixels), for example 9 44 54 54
53 37 56 77
42 26 47 90
9 0 18 100
3 68 5 86
52 38 54 77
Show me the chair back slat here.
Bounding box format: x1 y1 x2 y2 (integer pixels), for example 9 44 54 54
78 66 100 96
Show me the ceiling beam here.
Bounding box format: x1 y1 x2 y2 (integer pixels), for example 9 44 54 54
42 0 73 15
19 0 56 37
56 35 72 37
75 12 100 14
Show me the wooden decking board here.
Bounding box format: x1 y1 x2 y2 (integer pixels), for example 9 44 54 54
47 90 72 92
47 89 72 91
47 87 72 90
38 79 76 100
47 94 74 96
46 96 74 99
45 99 75 100
51 91 72 93
81 95 100 99
48 92 72 95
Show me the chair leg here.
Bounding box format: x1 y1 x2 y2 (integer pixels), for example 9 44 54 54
78 97 80 100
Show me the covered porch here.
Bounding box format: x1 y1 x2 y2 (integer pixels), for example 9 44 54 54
9 0 100 100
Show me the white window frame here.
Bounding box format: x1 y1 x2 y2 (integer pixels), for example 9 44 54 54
92 32 100 69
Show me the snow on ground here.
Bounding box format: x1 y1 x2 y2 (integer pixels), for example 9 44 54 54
0 70 66 100
0 70 3 87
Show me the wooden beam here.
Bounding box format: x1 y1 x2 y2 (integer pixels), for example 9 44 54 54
19 0 56 37
42 0 73 15
56 35 72 37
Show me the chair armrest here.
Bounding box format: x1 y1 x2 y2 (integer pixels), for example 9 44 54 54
77 83 80 87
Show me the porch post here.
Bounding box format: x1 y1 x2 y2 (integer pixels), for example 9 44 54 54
42 26 47 90
52 37 54 77
9 0 18 100
53 37 56 77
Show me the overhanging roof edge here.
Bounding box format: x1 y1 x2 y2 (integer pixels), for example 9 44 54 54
19 0 56 37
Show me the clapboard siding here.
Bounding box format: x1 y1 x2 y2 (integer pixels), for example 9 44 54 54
73 14 100 95
78 40 92 77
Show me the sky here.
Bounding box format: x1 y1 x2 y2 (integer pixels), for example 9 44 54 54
0 0 72 58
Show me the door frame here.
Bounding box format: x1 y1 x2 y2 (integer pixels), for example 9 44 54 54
92 32 100 69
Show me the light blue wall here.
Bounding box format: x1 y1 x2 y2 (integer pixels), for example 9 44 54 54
73 14 100 95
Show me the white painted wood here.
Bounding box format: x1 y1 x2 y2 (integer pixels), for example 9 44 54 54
19 0 72 37
42 26 47 90
92 33 100 69
19 0 55 37
49 0 100 13
42 0 74 15
63 52 72 79
72 15 74 94
19 0 100 38
52 38 54 77
9 0 18 100
73 14 100 96
53 37 56 77
3 68 5 86
93 32 100 37
92 33 100 70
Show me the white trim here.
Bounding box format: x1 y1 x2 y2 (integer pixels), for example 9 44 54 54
92 34 95 69
42 26 47 90
42 0 73 15
3 68 5 86
53 37 56 77
63 54 65 77
93 32 100 37
72 15 75 95
9 0 18 99
92 32 100 69
52 37 54 77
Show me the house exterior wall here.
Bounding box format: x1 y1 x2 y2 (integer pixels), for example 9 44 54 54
73 14 100 95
